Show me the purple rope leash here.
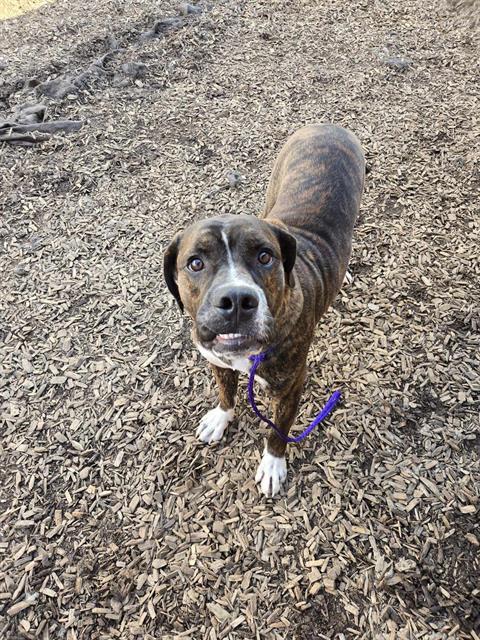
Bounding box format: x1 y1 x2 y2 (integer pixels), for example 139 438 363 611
247 351 342 443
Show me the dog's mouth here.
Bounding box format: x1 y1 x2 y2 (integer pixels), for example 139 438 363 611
211 333 262 354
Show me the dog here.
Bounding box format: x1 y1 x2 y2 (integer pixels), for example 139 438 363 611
163 124 365 496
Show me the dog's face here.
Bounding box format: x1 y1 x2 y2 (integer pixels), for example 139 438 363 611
164 215 296 356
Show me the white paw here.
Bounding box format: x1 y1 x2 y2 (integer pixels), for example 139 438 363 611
255 450 287 497
196 405 234 444
343 269 353 286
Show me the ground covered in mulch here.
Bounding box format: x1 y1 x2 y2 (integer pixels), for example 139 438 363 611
1 0 479 638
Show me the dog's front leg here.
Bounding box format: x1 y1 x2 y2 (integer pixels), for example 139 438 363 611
196 365 239 444
255 372 305 497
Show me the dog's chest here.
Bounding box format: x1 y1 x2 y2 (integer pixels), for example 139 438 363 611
196 344 268 388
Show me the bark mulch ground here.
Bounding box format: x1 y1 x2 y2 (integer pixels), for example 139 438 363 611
0 0 479 638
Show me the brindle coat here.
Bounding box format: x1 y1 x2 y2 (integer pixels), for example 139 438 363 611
164 124 365 467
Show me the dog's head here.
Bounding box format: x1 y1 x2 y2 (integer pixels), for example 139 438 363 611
163 214 296 356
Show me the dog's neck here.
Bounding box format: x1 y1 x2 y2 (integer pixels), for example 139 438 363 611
271 268 305 345
195 341 269 388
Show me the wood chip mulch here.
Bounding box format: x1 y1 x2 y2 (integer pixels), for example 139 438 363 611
0 0 479 638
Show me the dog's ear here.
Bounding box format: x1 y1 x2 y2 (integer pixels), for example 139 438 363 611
268 222 297 288
163 232 184 312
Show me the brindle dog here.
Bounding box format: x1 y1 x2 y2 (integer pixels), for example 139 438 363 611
164 124 365 496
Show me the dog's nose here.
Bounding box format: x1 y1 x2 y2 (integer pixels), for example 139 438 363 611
212 285 259 320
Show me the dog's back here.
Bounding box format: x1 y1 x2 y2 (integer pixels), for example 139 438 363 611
261 124 365 318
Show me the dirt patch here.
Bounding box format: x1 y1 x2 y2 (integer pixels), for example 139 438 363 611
294 593 356 639
0 0 52 21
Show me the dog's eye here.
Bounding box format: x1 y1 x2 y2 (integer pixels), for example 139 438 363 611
258 250 273 266
188 257 204 272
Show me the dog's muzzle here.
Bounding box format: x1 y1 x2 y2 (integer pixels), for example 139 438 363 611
196 284 268 353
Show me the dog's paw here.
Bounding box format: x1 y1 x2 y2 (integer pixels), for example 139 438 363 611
196 405 234 444
255 450 287 497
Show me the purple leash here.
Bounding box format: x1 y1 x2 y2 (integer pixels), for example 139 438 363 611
247 351 342 443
